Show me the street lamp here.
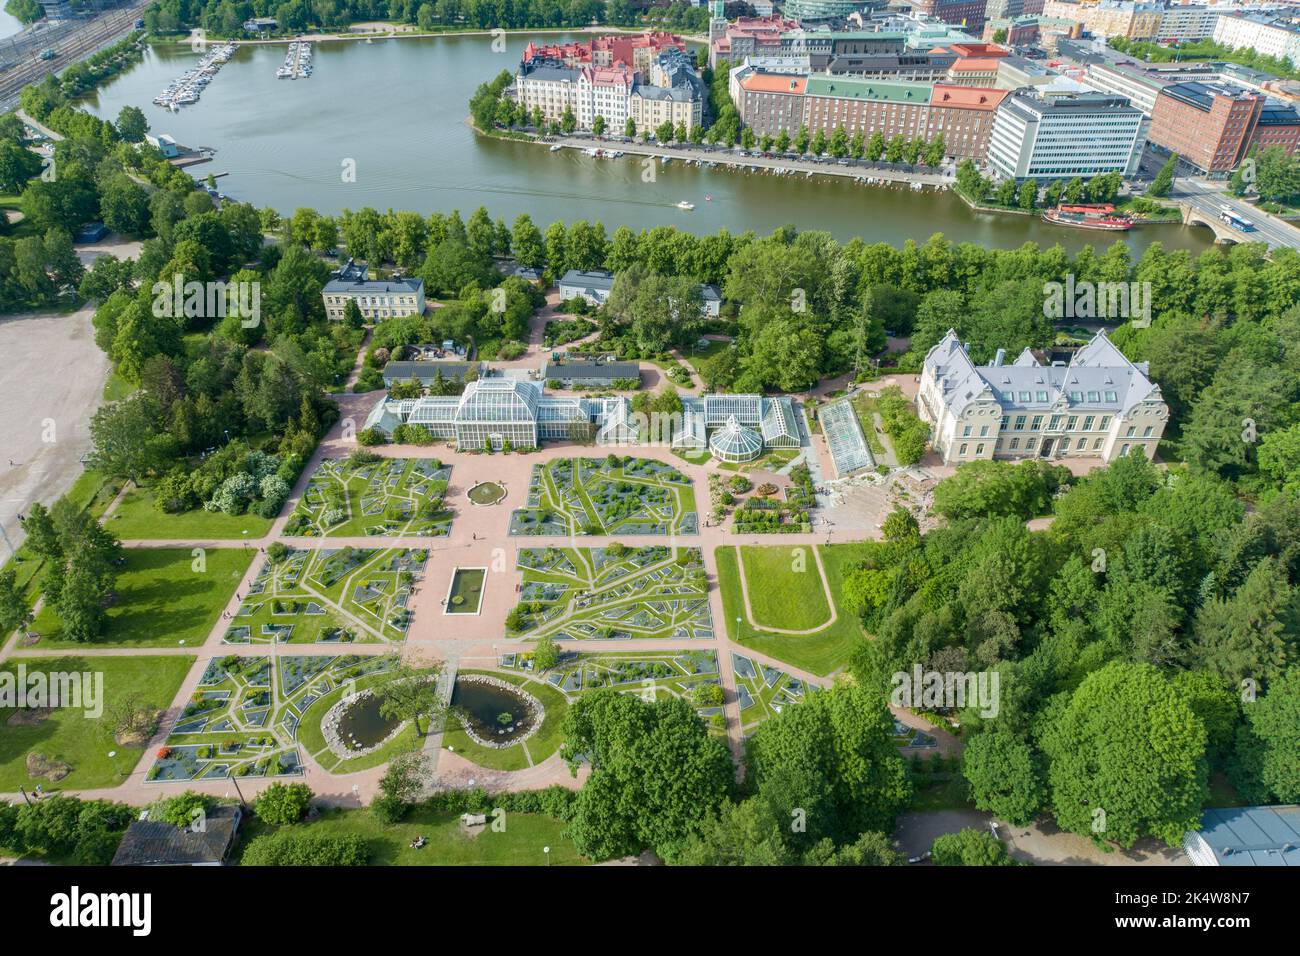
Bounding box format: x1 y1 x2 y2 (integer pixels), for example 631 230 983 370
543 845 551 866
107 750 122 779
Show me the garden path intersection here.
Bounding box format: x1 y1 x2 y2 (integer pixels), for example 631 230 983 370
0 342 946 808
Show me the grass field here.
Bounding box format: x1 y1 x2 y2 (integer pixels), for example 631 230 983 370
104 483 274 540
232 805 586 865
716 544 869 676
738 545 833 631
29 547 254 649
0 655 195 791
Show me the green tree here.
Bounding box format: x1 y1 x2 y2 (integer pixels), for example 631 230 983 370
563 691 733 861
962 732 1043 826
745 683 911 852
375 661 444 736
1040 662 1207 848
1229 667 1300 803
533 634 561 671
115 105 149 143
1149 153 1177 198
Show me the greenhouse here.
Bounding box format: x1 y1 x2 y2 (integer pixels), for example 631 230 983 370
760 396 800 448
709 415 764 463
365 378 806 459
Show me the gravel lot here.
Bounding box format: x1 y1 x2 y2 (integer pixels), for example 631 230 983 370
0 305 109 554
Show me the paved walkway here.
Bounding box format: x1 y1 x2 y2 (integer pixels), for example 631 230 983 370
0 331 940 809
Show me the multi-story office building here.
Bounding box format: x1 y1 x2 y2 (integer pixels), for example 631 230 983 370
988 89 1147 179
1249 97 1300 153
1155 3 1222 40
1147 80 1264 172
910 0 995 31
782 0 886 23
984 0 1047 22
918 329 1170 465
1083 60 1169 114
1213 12 1300 67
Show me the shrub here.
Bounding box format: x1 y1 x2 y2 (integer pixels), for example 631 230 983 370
240 831 368 866
930 828 1013 866
254 782 314 826
150 791 213 829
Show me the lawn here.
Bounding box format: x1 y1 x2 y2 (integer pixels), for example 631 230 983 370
232 805 586 865
738 545 833 631
28 547 254 649
104 483 274 540
0 654 195 792
715 544 869 676
440 669 571 771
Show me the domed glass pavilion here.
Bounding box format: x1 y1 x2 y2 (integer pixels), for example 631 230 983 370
709 415 764 463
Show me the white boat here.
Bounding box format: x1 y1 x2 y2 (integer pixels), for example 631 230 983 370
675 201 694 210
549 144 563 152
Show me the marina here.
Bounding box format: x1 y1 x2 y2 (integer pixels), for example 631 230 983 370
277 40 313 79
151 41 237 110
81 36 1215 253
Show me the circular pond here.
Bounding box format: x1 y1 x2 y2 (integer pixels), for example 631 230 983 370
324 690 403 758
467 481 507 506
450 675 542 747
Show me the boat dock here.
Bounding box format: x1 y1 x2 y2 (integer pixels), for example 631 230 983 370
276 40 313 79
152 41 237 110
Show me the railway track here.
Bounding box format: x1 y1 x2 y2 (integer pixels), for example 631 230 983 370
0 2 152 111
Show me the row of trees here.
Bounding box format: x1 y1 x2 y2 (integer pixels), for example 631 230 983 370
955 160 1123 211
146 0 609 38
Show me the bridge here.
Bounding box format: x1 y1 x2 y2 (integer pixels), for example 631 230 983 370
1169 181 1300 253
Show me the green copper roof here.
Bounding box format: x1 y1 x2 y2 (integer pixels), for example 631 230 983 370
803 76 933 104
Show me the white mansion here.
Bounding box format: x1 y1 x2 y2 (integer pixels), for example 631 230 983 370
918 329 1169 465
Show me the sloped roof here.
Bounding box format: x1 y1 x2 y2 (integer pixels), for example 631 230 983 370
924 328 1162 418
112 805 241 866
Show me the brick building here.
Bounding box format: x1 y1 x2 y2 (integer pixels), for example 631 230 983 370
1148 80 1265 174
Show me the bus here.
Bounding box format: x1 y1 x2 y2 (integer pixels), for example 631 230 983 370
1220 207 1255 231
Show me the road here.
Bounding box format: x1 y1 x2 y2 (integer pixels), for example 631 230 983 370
1172 178 1300 252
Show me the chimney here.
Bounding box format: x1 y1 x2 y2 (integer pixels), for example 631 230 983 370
992 348 1006 367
